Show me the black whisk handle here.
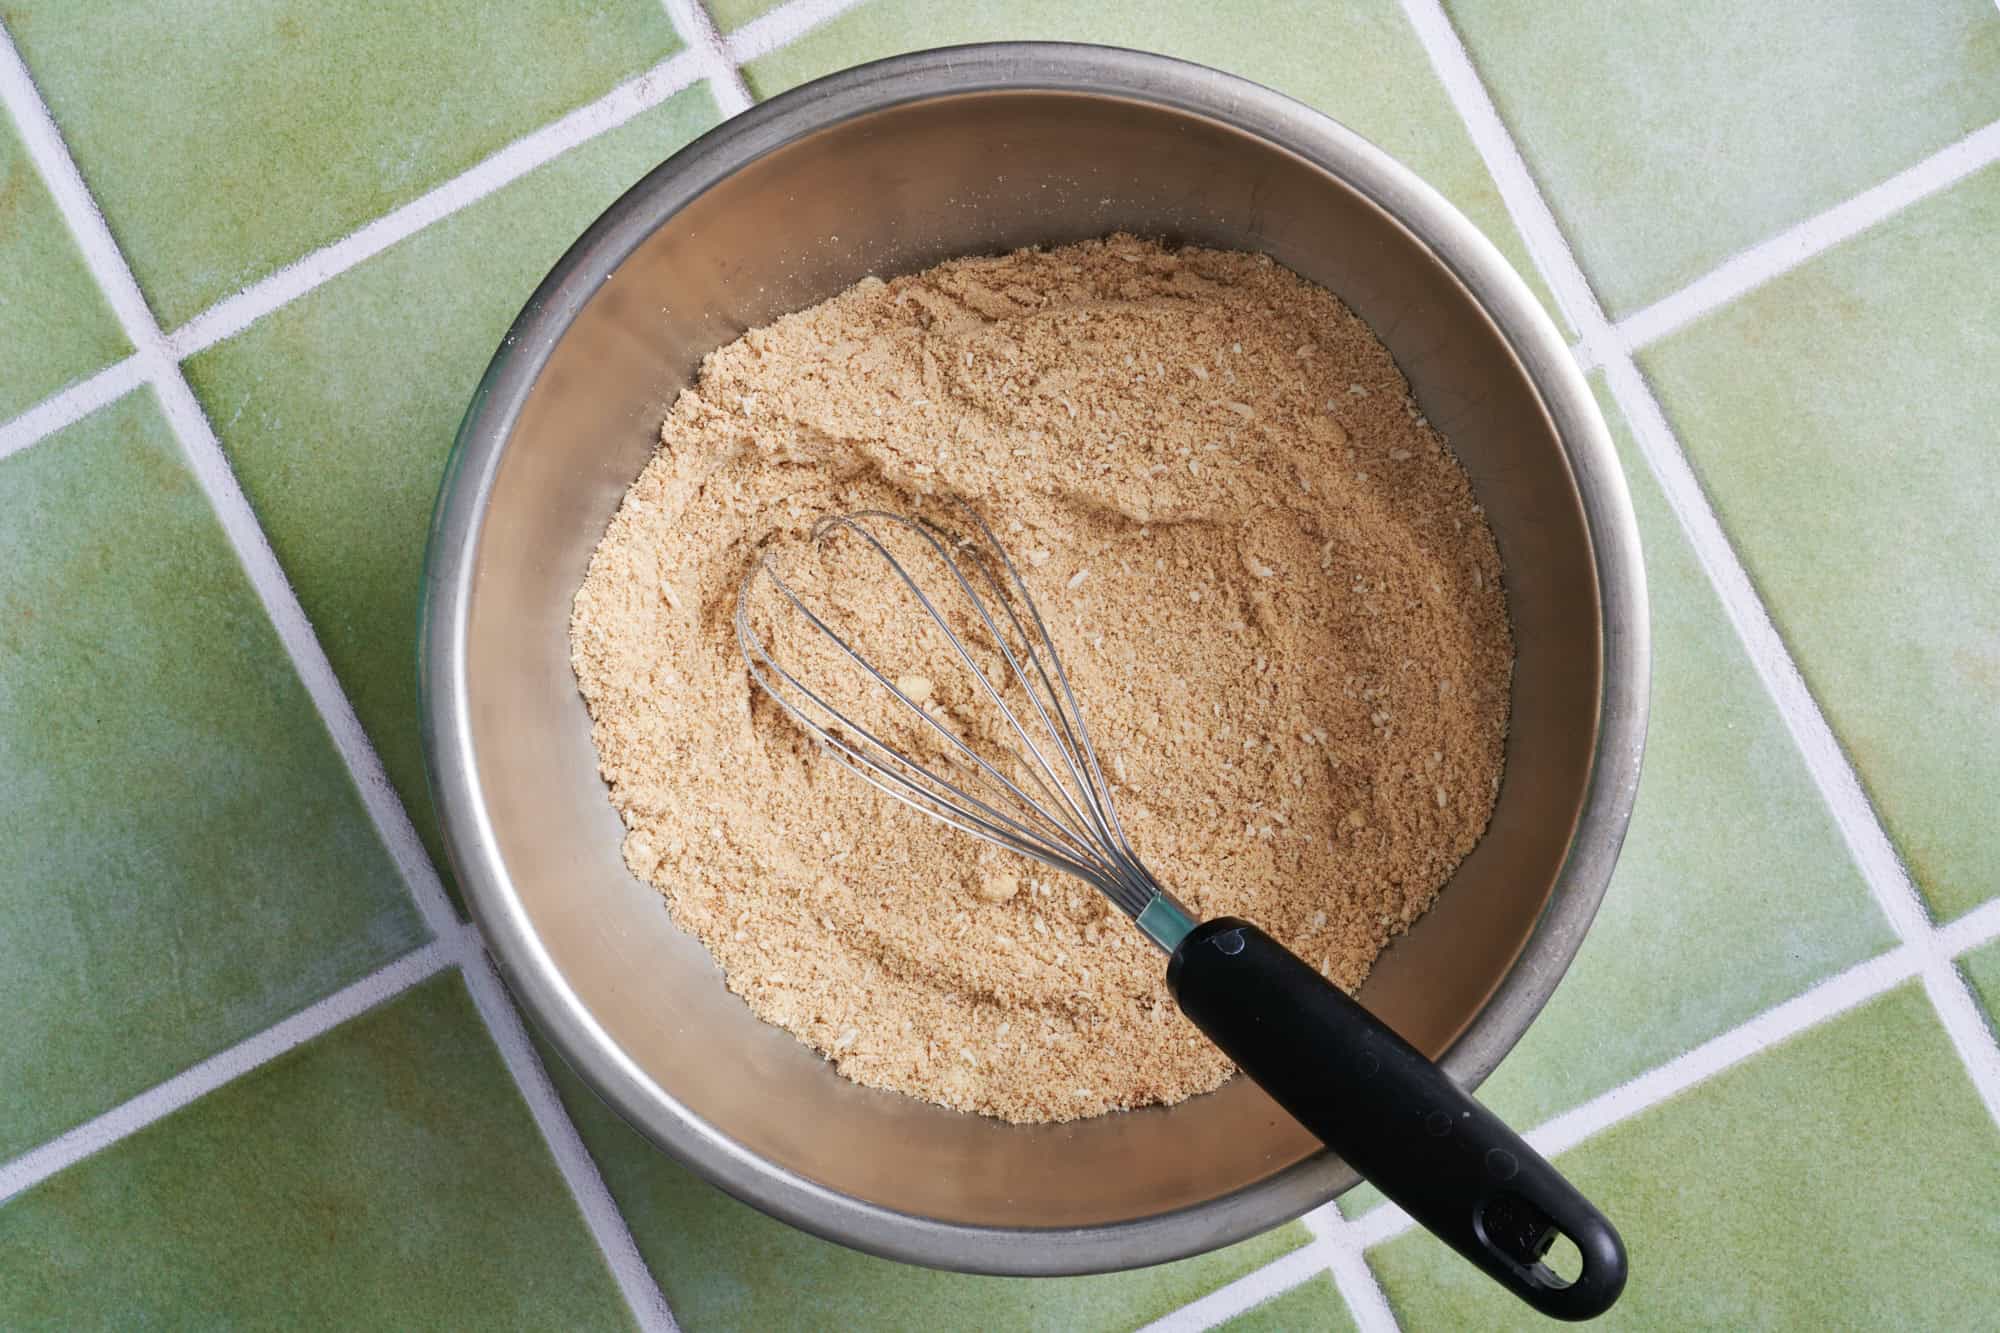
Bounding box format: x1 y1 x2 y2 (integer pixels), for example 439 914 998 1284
1167 917 1626 1321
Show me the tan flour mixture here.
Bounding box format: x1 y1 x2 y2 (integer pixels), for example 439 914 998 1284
571 236 1511 1123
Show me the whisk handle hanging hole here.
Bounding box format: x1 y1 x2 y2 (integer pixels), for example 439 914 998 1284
1167 918 1627 1321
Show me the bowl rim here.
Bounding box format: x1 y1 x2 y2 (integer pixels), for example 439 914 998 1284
420 40 1650 1276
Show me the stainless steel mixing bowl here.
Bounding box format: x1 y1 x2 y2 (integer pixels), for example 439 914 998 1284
420 42 1648 1276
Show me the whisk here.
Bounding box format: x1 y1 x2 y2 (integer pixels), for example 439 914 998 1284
736 504 1625 1321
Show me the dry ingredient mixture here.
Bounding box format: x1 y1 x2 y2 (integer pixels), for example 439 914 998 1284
571 236 1511 1123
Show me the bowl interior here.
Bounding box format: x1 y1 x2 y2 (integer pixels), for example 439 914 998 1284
452 85 1599 1233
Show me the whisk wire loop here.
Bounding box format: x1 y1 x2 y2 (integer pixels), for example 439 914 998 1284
735 503 1184 927
735 564 1108 883
819 512 1114 862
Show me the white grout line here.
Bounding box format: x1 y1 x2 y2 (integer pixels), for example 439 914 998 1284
0 22 677 1325
0 31 161 348
1326 1239 1401 1331
1596 354 2000 1130
460 944 679 1331
1594 364 1932 933
1921 965 2000 1127
1615 118 2000 353
1393 0 1607 347
1134 1242 1330 1333
0 940 453 1205
1526 946 1923 1160
0 918 681 1322
1347 942 1931 1253
661 0 754 116
1940 896 2000 960
0 354 145 463
167 47 707 360
1137 1200 1405 1331
723 0 872 63
0 19 459 945
1345 1201 1414 1262
1306 1207 1401 1333
152 368 467 939
0 0 859 464
1398 0 2000 1136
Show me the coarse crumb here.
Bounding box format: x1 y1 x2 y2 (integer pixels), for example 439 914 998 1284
570 235 1511 1123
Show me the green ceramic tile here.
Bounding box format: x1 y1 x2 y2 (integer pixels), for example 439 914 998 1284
1469 381 1890 1126
706 0 783 32
1218 1273 1356 1333
744 0 1568 334
536 1037 1311 1331
1445 0 2000 314
0 973 632 1329
1640 164 2000 922
1369 983 2000 1330
1960 937 2000 1033
1341 380 1888 1220
0 104 128 421
5 0 681 327
0 391 423 1159
184 88 721 893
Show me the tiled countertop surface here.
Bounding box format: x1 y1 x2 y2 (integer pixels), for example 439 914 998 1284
3 1 1997 1328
